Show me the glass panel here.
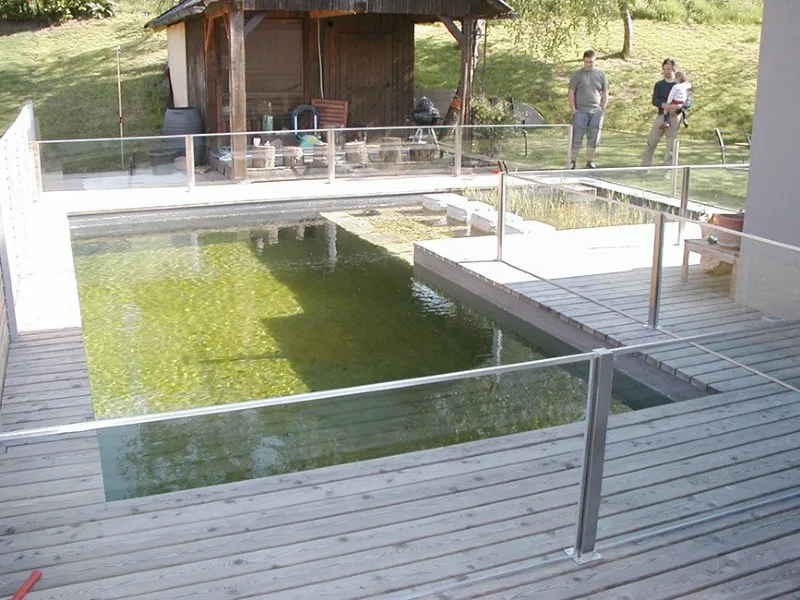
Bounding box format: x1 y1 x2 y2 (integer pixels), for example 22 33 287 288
462 124 571 172
97 363 594 501
662 215 800 345
39 138 191 192
597 349 796 553
687 165 748 212
487 173 657 332
199 130 329 185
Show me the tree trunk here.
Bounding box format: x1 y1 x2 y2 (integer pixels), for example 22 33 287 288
442 18 482 130
620 2 633 59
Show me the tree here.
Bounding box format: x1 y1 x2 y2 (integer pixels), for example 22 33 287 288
506 0 615 57
620 0 634 58
506 0 640 59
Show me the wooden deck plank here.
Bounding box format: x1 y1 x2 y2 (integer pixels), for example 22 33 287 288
584 529 800 600
421 496 800 600
3 323 799 600
465 510 800 600
7 419 800 598
6 402 799 564
678 559 800 600
3 366 90 387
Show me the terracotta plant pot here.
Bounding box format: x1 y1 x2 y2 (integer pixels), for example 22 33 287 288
716 213 745 248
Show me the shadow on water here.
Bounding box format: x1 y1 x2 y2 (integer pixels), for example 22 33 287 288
86 223 657 500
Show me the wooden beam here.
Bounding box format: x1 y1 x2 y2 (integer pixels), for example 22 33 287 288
438 16 463 45
460 17 476 126
244 12 266 36
204 16 216 53
204 3 229 20
309 10 355 19
205 18 221 136
228 6 247 180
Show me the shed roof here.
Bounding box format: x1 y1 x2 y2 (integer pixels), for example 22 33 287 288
146 0 513 30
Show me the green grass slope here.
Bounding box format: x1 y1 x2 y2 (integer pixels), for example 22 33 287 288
0 0 167 139
415 19 760 143
1 5 760 146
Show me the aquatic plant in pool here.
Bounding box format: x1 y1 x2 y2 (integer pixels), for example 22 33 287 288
72 221 628 499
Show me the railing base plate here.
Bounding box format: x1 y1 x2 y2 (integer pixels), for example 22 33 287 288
564 547 603 565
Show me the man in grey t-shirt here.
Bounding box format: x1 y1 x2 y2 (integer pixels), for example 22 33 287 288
568 50 609 168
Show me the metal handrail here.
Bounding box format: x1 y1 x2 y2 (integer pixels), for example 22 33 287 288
0 351 593 444
498 168 800 332
33 123 572 146
2 317 797 446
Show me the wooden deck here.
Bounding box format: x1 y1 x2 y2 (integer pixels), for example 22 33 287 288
415 241 800 396
1 330 799 599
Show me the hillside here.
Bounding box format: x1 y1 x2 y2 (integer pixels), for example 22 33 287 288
0 0 167 139
0 5 761 143
415 19 761 143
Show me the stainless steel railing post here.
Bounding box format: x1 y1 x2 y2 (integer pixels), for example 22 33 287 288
454 124 463 177
677 166 691 244
327 128 336 184
185 135 195 192
497 171 507 261
648 212 666 328
567 348 615 563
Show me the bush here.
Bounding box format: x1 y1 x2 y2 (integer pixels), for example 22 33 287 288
470 95 517 128
0 0 116 21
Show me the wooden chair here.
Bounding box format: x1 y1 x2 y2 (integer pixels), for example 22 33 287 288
311 98 349 129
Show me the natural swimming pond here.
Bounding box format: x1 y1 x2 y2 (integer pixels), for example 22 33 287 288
72 220 634 500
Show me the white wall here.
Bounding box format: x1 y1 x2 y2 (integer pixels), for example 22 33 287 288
167 23 189 108
737 0 800 319
744 0 800 245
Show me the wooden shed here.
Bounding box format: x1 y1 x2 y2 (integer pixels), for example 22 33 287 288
146 0 512 177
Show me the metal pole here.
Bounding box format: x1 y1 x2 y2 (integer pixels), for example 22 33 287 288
497 171 506 261
327 127 335 183
184 135 195 191
32 141 43 195
648 212 666 329
670 139 681 198
115 44 124 171
454 124 463 177
566 125 574 168
567 348 614 563
677 166 691 244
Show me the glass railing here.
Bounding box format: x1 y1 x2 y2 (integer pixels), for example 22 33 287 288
34 125 749 197
491 167 785 338
34 124 573 192
2 324 796 588
587 328 800 565
38 136 193 191
582 128 748 171
0 352 598 581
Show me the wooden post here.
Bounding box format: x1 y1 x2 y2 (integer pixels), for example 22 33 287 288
460 17 477 127
228 6 247 180
205 18 221 141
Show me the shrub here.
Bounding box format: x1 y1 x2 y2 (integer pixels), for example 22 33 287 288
0 0 116 21
469 95 519 157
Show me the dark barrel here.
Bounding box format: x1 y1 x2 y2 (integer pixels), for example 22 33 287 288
162 107 205 164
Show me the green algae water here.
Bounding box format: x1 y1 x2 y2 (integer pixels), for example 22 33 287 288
72 222 627 500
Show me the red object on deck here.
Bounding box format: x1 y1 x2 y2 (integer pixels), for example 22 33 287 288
11 570 42 600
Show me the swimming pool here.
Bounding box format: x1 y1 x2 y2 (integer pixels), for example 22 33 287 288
72 220 631 500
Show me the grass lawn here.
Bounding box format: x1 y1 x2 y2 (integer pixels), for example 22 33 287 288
1 5 758 183
0 0 167 139
415 19 760 145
